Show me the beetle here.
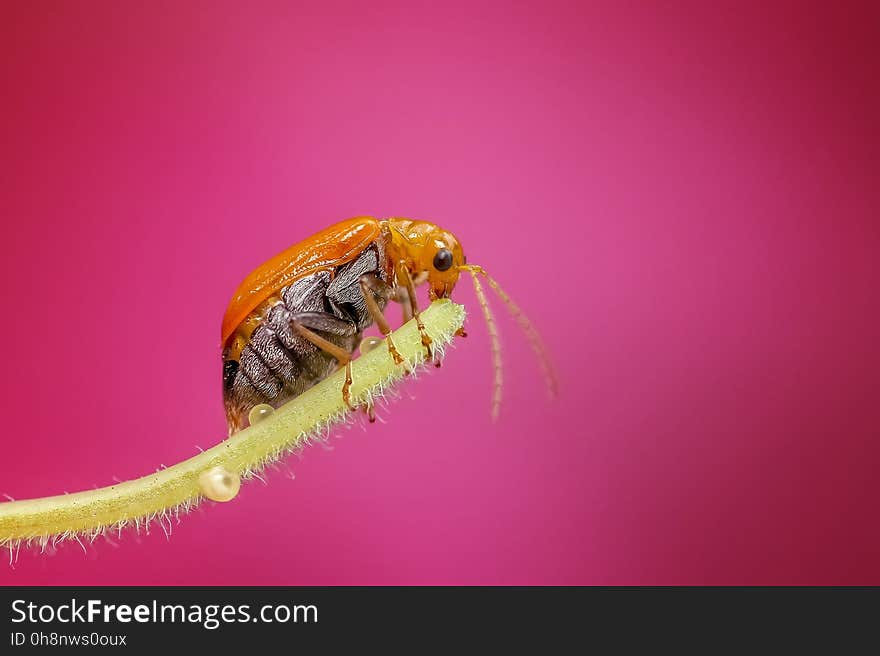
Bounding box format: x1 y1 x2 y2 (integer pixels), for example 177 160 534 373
221 216 555 434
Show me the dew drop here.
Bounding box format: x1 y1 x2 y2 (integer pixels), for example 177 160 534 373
198 466 241 502
359 335 383 354
248 403 274 426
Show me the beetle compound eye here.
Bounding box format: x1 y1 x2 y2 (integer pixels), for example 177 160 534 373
433 248 453 272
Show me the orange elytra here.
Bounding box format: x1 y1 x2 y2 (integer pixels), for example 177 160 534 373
221 217 381 345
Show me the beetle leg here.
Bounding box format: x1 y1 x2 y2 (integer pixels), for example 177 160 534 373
400 293 413 323
395 285 413 323
396 263 433 358
359 274 405 365
402 271 428 312
393 271 428 323
290 315 356 410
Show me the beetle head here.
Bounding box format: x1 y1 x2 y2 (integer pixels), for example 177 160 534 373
384 218 465 299
383 217 557 421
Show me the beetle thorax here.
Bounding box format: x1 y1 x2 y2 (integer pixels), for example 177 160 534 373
382 218 427 269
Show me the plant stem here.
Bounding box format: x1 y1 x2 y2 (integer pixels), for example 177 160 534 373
0 300 465 544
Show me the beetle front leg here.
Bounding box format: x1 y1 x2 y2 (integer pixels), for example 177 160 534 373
392 272 427 323
359 274 404 365
396 263 433 359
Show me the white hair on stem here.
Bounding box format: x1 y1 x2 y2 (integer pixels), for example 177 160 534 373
0 300 466 559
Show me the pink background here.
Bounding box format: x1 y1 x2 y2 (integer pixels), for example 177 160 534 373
1 1 878 585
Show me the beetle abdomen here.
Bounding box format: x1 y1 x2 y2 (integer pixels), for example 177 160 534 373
222 242 388 434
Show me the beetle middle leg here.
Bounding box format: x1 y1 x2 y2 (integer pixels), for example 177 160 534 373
358 274 405 365
289 312 358 409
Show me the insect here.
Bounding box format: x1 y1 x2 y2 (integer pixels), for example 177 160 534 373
221 216 556 434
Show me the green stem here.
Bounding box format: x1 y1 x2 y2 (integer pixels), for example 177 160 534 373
0 300 465 544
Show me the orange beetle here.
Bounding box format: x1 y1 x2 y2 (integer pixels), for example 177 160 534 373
221 216 554 434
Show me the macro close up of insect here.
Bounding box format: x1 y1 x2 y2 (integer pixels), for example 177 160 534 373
0 215 556 553
221 215 557 432
4 0 878 602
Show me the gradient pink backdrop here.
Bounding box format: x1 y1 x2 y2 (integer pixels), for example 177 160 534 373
1 1 877 585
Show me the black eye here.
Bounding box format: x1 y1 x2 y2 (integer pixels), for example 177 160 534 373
433 248 453 272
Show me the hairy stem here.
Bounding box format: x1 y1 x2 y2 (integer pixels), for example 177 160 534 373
0 300 465 544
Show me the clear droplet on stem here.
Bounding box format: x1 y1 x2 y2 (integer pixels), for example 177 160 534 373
198 466 241 502
248 403 274 426
359 335 383 354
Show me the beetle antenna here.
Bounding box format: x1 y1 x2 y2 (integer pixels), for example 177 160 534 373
461 265 558 400
465 268 503 420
